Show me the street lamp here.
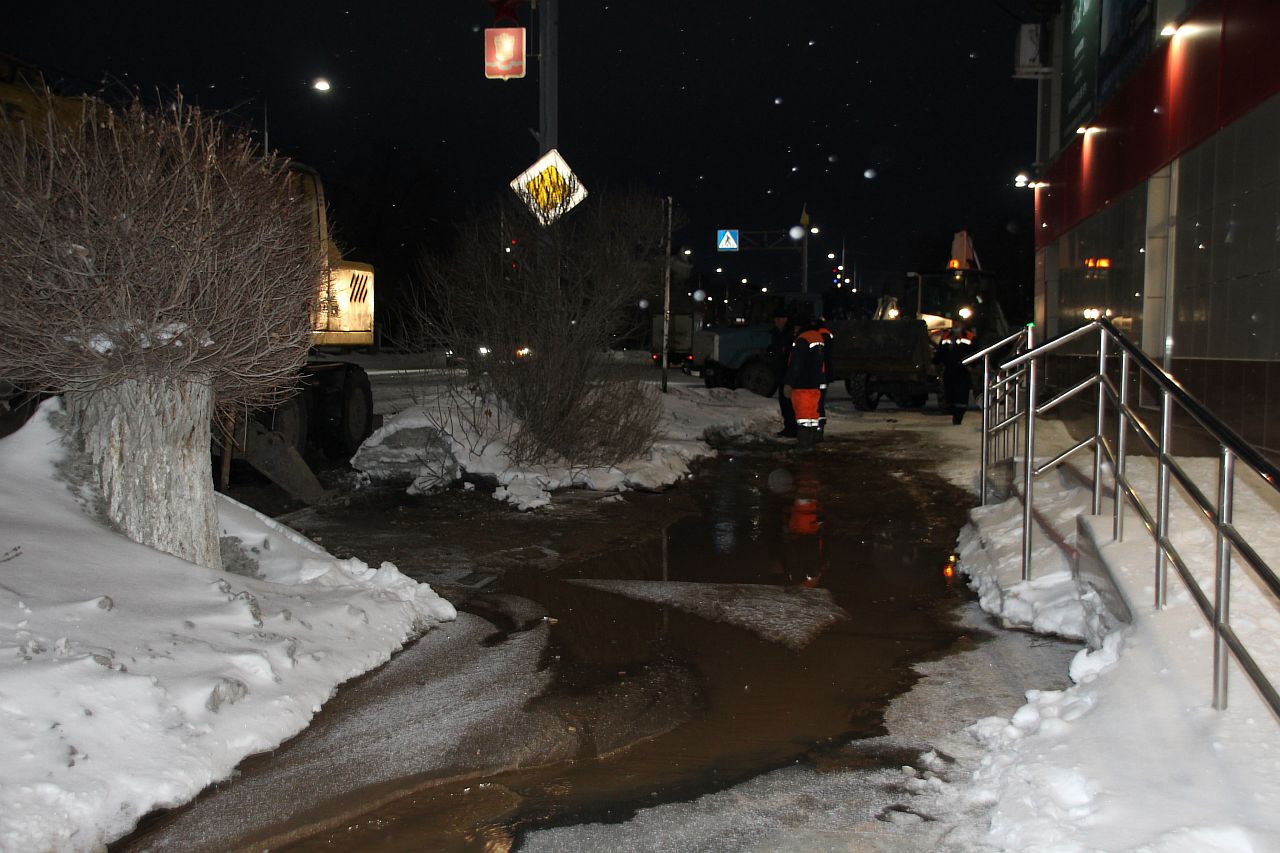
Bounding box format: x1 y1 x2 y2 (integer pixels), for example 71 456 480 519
264 77 332 153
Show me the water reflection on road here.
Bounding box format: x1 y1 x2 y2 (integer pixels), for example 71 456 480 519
285 439 975 851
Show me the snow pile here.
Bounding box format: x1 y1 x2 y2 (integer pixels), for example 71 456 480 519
353 383 777 510
954 435 1280 850
0 401 456 851
956 479 1095 640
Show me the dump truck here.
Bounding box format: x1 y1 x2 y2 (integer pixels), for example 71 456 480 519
0 56 375 503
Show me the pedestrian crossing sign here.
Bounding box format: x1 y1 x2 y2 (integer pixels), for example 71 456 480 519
717 229 740 252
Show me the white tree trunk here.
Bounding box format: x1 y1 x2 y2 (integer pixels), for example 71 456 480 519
65 378 221 570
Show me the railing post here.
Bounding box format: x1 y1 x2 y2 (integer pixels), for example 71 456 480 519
1213 447 1235 710
1093 329 1107 515
1113 350 1131 542
1021 350 1038 582
980 354 991 505
1155 389 1172 609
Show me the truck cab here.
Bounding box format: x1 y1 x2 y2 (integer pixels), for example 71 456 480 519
692 292 825 396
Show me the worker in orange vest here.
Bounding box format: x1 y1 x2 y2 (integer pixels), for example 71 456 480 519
782 319 828 448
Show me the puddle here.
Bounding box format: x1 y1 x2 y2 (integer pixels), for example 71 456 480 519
277 440 975 851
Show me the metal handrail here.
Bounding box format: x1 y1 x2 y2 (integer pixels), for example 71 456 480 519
964 326 1032 500
979 317 1280 721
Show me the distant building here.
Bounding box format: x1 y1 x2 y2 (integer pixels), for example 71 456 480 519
1030 0 1280 453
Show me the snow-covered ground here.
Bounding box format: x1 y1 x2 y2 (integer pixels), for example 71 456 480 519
352 377 778 509
4 372 1280 851
0 377 776 851
0 400 457 851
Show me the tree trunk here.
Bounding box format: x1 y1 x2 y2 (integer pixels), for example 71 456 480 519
65 377 221 570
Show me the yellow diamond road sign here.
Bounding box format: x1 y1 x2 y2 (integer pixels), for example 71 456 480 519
510 149 587 225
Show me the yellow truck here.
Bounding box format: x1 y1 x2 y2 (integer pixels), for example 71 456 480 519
0 55 376 502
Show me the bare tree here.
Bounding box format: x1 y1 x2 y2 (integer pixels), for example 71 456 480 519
0 92 323 568
400 187 665 470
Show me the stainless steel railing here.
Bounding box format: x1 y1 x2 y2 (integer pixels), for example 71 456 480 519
971 318 1280 719
963 325 1032 504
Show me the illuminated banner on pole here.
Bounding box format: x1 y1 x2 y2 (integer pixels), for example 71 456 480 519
485 27 526 79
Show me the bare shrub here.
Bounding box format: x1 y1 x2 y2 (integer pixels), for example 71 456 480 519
0 90 324 567
398 188 664 469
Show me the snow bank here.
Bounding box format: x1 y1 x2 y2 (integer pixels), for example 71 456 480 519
353 383 778 510
0 401 455 851
955 432 1280 851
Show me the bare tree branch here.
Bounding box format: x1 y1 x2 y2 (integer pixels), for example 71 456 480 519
0 91 324 414
399 188 664 469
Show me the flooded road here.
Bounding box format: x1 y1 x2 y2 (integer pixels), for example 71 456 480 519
119 433 992 852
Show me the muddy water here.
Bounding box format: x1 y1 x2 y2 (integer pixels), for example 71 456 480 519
279 439 974 851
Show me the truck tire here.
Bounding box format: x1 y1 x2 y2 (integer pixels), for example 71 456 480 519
894 391 929 409
257 389 310 454
737 360 778 397
845 374 880 411
323 367 374 459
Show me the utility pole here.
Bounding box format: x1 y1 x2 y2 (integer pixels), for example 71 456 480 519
661 196 673 393
801 230 809 293
537 0 558 154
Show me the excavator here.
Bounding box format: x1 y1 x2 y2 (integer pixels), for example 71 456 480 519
0 55 375 503
833 231 1009 410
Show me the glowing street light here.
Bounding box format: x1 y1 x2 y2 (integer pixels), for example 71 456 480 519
312 78 332 92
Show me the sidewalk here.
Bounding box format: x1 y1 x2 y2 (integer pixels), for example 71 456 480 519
956 418 1280 851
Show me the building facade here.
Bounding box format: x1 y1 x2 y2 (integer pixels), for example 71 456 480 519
1034 0 1280 452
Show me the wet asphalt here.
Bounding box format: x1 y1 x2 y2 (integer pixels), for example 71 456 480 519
117 432 1001 851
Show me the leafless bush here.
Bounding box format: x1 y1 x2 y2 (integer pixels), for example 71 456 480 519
0 90 324 568
0 91 323 412
399 188 664 468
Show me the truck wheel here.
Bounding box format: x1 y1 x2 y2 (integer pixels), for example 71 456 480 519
894 392 929 409
323 368 374 459
844 375 880 412
258 390 310 454
703 369 718 389
737 361 778 397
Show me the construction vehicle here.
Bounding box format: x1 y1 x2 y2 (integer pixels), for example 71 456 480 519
227 164 376 503
834 263 1009 410
0 56 375 503
691 232 1009 407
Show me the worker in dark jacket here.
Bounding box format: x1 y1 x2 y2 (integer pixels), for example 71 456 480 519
783 320 828 448
768 309 797 437
934 321 976 424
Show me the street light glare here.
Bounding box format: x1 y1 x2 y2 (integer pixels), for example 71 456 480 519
312 78 332 92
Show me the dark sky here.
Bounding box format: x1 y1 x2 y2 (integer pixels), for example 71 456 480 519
5 1 1048 309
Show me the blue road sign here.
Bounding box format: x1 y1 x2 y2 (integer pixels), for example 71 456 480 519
717 229 740 252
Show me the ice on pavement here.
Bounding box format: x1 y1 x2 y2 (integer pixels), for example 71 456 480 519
568 579 847 650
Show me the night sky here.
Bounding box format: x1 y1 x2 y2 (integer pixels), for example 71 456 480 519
5 1 1050 317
